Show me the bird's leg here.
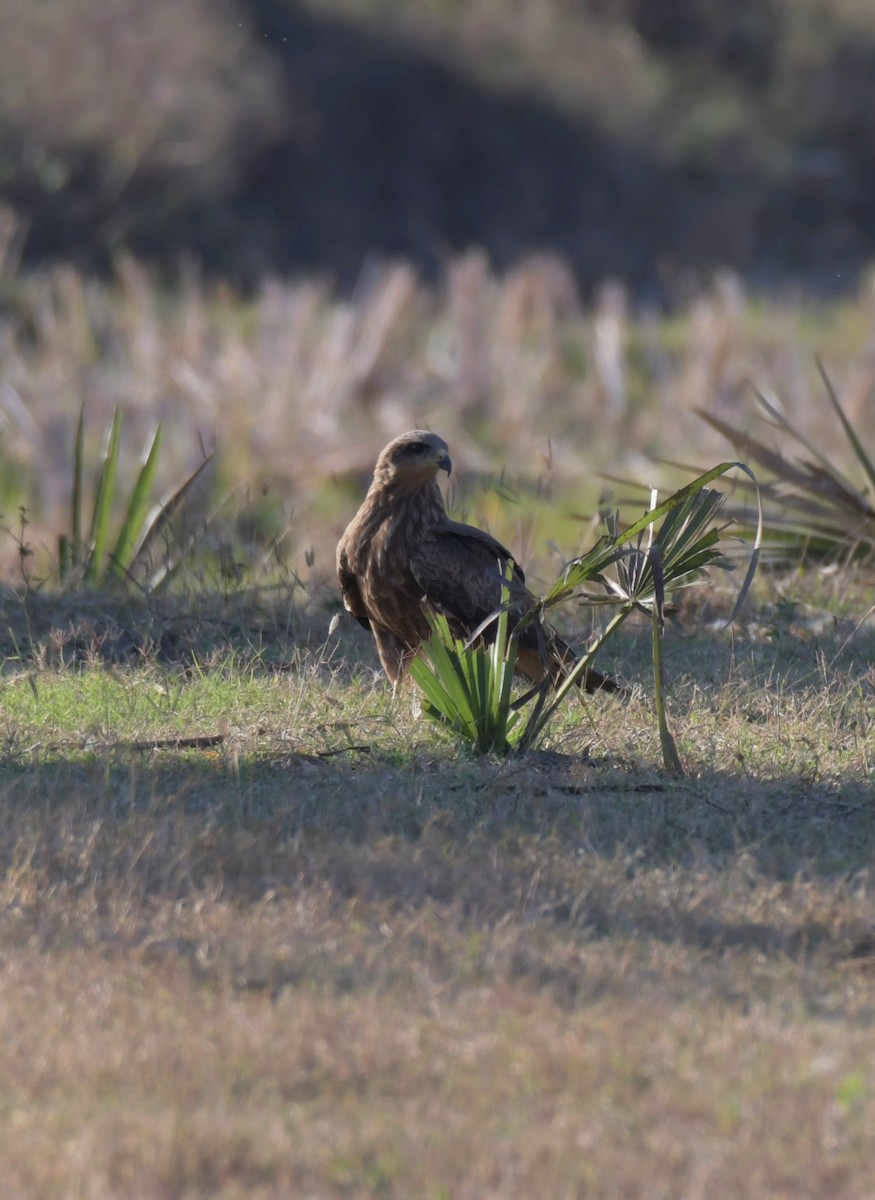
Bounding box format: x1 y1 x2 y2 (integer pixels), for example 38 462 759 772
373 626 409 691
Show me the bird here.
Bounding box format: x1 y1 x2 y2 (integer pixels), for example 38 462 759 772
336 430 621 696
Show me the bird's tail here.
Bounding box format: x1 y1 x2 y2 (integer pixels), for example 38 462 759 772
517 631 624 696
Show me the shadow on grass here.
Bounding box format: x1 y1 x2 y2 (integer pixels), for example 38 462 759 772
0 738 872 947
1 587 873 995
3 584 874 688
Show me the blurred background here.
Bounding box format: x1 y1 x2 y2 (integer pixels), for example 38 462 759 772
4 0 875 288
1 0 875 587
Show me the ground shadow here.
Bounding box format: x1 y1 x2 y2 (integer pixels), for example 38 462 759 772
3 584 874 691
2 581 873 986
0 736 871 913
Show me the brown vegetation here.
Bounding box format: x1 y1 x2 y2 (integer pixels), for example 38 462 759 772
2 248 874 591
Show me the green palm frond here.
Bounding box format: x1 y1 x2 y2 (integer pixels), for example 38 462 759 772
59 405 214 590
107 421 164 581
697 363 875 561
83 407 123 585
410 562 523 756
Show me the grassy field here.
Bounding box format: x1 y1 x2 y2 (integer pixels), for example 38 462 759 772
1 561 875 1197
1 250 875 1194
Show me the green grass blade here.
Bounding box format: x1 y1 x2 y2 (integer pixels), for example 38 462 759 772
70 402 86 573
409 657 463 725
410 660 468 736
817 357 875 501
58 533 70 582
84 407 123 585
135 452 215 590
629 466 760 623
496 635 518 727
108 422 163 581
612 464 740 549
655 472 760 626
650 544 684 776
414 609 480 740
541 536 624 607
609 491 727 606
720 463 762 628
490 567 520 753
659 489 723 551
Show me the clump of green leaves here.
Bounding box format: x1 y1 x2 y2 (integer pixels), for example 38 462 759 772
59 404 213 590
410 463 760 772
699 360 875 562
410 563 522 756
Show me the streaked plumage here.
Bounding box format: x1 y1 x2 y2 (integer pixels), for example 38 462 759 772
336 430 619 693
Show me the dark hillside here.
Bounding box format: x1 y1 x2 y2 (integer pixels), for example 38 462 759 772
2 0 874 290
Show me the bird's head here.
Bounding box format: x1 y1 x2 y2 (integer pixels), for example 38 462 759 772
373 430 452 488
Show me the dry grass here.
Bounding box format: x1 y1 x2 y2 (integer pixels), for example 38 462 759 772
2 249 875 592
1 569 875 1197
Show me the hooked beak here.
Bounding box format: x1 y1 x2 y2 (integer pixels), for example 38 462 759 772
438 452 452 476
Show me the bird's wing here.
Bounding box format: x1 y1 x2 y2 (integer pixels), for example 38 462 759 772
408 518 623 693
336 542 372 631
408 519 530 635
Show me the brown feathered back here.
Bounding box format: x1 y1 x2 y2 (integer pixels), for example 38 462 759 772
337 430 619 693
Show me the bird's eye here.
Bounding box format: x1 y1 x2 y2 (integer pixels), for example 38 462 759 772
410 442 428 455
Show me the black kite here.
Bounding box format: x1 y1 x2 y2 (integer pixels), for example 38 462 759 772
337 430 619 693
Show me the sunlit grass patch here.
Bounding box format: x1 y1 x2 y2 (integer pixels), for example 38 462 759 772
0 652 353 765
